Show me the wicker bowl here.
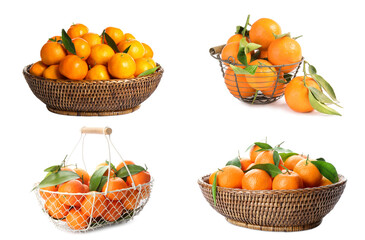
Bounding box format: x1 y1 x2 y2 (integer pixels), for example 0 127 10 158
198 174 346 232
23 64 164 116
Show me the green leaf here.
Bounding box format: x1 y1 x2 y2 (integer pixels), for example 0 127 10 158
89 166 109 191
273 146 293 153
123 45 131 54
230 64 257 75
308 86 342 108
311 73 338 102
245 43 261 54
316 158 326 161
97 176 108 192
44 165 61 172
273 32 291 39
61 29 76 55
212 172 218 206
308 64 317 75
237 37 249 66
137 66 160 77
254 142 272 150
311 160 339 183
105 161 117 172
104 32 120 53
235 26 244 35
116 164 146 179
226 157 241 169
280 152 299 162
308 91 341 116
35 171 80 190
245 163 282 178
273 150 281 167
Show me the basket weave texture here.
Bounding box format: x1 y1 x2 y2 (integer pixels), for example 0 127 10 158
23 64 164 116
198 174 346 231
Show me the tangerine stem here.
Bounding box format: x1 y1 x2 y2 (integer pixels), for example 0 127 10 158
242 15 250 37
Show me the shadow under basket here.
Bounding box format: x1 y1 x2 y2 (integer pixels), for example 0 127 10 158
210 45 303 104
198 174 346 232
23 64 164 116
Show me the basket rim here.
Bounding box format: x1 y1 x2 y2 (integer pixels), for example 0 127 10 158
23 63 164 84
209 44 304 68
36 178 154 196
198 174 347 195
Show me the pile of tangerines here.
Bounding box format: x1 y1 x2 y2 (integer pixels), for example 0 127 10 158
29 23 157 81
209 141 339 194
36 159 151 230
221 15 341 116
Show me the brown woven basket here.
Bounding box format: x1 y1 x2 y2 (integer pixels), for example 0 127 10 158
23 64 164 116
198 174 346 232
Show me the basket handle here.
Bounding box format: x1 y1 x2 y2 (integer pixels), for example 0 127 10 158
209 44 226 55
81 127 112 135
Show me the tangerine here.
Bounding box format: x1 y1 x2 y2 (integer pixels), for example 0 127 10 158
74 168 90 185
293 159 322 187
87 44 115 66
284 154 305 170
66 208 89 230
44 197 69 219
117 39 145 60
116 160 135 171
134 58 154 77
142 43 154 58
58 179 85 207
81 33 102 48
85 65 111 80
241 169 272 190
108 53 136 79
255 150 285 170
29 61 47 77
70 38 91 59
67 23 89 39
40 42 67 65
217 165 244 189
249 144 262 162
102 200 124 222
102 177 128 201
268 36 302 73
80 192 107 218
224 67 256 98
245 59 277 91
43 65 64 79
272 171 303 190
221 41 251 65
59 55 88 80
249 18 281 50
284 76 321 113
104 27 124 45
240 157 254 171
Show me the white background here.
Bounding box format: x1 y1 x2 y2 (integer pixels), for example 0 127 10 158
1 0 364 239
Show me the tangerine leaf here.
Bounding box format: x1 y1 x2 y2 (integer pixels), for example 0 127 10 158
308 91 341 116
116 164 146 179
311 73 338 102
273 150 281 167
273 32 291 39
212 172 218 206
308 86 342 108
44 165 61 172
254 142 272 150
245 163 282 178
89 166 108 191
280 152 298 162
226 157 241 169
316 158 326 161
308 64 317 75
104 32 120 53
123 45 131 54
61 29 76 55
36 171 80 190
237 38 249 66
97 176 108 192
236 25 244 35
230 64 257 75
137 66 160 77
311 160 339 183
245 43 261 53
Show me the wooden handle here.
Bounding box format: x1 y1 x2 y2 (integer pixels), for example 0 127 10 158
81 127 112 135
209 44 226 55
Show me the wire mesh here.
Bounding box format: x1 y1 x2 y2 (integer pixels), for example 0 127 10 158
35 180 153 232
210 44 303 104
34 128 153 232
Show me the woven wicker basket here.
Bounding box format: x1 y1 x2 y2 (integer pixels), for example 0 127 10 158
198 174 346 232
23 64 164 116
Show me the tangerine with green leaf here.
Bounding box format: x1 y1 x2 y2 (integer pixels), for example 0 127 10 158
284 76 321 113
221 41 251 66
255 150 284 170
135 58 154 77
104 27 124 45
244 59 277 91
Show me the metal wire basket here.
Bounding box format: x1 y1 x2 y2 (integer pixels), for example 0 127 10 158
34 127 153 232
210 45 303 104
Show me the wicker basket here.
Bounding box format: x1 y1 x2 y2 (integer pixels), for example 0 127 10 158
198 174 346 232
23 64 164 116
210 45 303 104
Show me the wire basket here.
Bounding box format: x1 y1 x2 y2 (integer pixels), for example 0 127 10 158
23 64 164 116
210 45 303 104
198 174 346 232
34 127 153 232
